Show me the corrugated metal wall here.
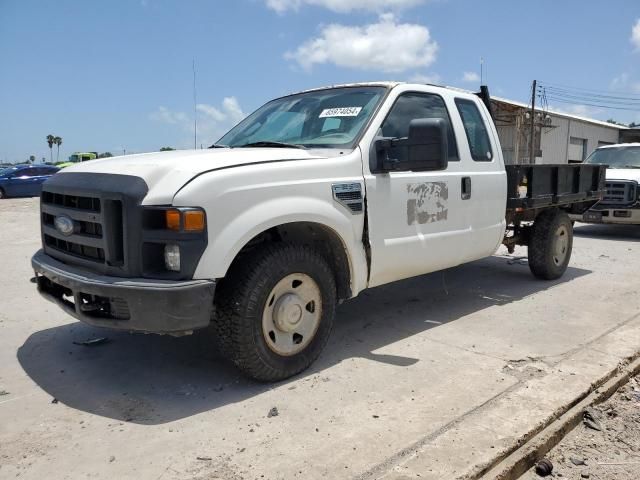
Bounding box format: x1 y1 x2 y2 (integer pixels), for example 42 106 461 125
539 116 620 164
493 100 622 164
496 125 516 164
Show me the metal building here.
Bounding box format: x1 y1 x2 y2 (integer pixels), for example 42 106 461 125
491 97 627 165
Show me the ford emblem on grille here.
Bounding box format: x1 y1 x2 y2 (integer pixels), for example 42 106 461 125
54 215 75 236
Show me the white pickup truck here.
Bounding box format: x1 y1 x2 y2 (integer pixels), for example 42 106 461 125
570 143 640 225
31 82 605 381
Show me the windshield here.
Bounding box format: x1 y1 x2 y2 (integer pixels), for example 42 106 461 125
218 86 387 149
584 146 640 168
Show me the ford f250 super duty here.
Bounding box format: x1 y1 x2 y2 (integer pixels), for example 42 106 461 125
570 143 640 225
31 82 606 381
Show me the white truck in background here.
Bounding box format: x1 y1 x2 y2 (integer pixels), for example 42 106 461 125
31 82 605 381
571 143 640 225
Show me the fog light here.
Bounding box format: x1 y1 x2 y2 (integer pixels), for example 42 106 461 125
164 244 181 271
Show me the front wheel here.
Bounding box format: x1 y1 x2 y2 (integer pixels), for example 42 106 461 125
528 210 574 280
213 244 336 381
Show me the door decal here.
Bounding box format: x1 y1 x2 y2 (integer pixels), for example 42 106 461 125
406 182 448 225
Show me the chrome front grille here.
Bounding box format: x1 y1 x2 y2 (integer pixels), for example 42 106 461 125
602 181 637 205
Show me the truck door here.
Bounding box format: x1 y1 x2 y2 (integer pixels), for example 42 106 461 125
363 91 473 287
451 97 506 263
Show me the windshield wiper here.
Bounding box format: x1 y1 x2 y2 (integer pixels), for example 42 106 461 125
208 143 229 149
620 165 640 169
236 141 306 149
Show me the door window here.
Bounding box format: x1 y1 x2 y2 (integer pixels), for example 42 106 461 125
14 169 34 177
455 99 493 162
23 168 41 177
380 92 459 164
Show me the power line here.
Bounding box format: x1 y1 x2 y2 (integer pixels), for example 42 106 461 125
538 80 640 98
539 87 640 104
542 96 640 111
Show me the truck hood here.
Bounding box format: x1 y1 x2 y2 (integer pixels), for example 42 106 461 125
58 148 330 204
605 168 640 183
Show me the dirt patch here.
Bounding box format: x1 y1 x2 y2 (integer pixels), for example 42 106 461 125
523 374 640 479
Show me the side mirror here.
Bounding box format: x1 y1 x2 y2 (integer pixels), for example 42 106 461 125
372 118 448 173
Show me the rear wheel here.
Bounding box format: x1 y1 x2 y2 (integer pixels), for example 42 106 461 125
213 243 336 381
528 210 573 280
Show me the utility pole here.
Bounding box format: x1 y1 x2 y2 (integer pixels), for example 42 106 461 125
529 79 537 163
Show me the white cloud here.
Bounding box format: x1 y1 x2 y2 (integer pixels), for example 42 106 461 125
632 18 640 50
462 71 480 83
285 14 438 73
149 97 245 146
149 106 189 125
610 73 640 93
560 104 603 118
409 73 441 84
266 0 425 14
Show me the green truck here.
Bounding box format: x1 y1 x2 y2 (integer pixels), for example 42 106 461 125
56 152 98 168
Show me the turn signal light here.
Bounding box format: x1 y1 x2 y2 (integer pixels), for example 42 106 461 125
164 208 206 232
165 209 181 231
184 210 205 232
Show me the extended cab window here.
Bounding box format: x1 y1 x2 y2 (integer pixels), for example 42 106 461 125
455 99 493 162
380 92 458 163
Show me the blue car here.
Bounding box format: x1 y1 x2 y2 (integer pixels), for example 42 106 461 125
0 165 60 199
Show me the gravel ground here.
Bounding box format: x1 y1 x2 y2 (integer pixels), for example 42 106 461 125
523 375 640 480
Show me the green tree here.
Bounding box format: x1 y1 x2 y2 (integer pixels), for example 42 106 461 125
53 136 62 162
160 146 175 151
97 152 113 158
29 155 35 164
46 134 55 163
630 122 639 128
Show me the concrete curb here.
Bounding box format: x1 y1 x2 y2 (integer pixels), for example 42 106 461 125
478 354 640 480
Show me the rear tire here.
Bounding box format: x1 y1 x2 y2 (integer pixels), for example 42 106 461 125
213 243 336 382
528 210 573 280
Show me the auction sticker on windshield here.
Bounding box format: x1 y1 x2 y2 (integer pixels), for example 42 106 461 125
319 107 362 118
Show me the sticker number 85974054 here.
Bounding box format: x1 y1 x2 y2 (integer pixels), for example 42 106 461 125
319 107 362 118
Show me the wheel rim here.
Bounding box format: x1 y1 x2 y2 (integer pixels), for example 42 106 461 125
262 273 322 356
552 225 569 266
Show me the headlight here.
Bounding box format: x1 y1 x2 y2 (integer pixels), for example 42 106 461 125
164 244 181 271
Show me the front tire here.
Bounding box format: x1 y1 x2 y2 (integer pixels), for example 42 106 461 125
528 210 573 280
213 244 336 381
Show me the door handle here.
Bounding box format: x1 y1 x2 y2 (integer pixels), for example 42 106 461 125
461 177 471 200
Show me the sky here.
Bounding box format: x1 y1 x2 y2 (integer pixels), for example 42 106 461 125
1 0 639 163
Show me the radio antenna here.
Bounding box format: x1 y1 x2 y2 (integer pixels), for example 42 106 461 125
193 58 197 149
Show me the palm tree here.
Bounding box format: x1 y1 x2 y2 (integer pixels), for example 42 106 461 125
46 134 55 163
54 136 62 163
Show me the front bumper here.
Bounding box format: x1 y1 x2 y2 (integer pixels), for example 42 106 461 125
570 204 640 225
32 249 215 334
